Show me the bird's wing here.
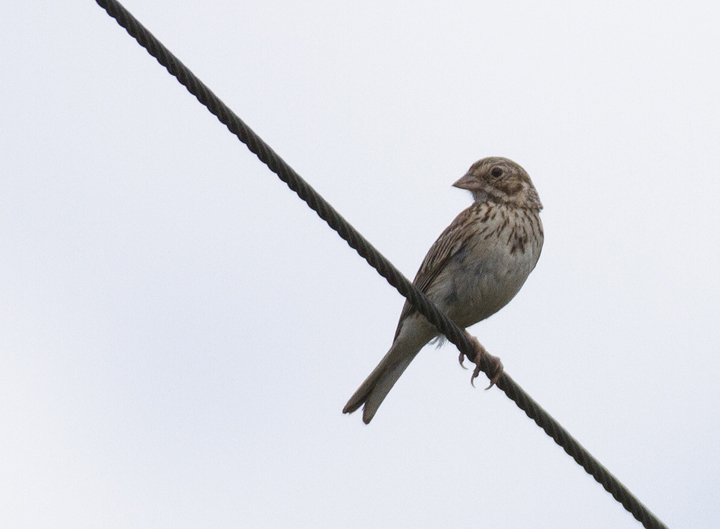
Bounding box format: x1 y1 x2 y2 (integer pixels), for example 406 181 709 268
393 202 485 339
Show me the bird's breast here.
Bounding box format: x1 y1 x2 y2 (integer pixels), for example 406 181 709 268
431 206 543 327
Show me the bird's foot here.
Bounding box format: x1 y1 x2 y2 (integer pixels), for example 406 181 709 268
461 336 504 389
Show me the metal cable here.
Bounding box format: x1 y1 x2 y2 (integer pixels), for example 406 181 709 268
94 1 668 527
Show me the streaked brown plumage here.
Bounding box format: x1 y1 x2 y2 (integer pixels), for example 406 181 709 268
343 157 543 424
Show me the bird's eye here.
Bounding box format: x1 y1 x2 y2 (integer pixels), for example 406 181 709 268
491 167 503 178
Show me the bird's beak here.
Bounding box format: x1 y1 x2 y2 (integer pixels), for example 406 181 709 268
452 173 477 190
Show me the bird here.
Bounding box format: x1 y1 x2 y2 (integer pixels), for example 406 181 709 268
343 157 544 424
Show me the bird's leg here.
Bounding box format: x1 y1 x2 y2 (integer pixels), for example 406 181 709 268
458 335 504 389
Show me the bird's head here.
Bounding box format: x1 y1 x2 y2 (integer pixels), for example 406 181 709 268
453 157 542 210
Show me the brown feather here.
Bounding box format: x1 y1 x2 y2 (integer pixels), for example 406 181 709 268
393 202 493 339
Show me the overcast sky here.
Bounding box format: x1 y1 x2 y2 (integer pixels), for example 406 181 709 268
1 1 719 528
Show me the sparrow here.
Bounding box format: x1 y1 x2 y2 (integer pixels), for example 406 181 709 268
343 157 544 423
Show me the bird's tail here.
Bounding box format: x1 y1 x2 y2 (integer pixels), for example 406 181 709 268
342 338 424 424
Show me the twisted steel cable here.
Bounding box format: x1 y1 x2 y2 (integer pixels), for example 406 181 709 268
94 1 668 527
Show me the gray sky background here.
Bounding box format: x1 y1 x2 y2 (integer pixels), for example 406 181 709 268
1 1 719 528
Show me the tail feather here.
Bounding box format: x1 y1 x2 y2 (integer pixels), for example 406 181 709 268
342 339 422 424
361 355 416 423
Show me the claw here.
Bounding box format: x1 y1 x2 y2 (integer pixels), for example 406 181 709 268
470 361 482 387
465 335 503 389
484 357 504 389
458 350 468 369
